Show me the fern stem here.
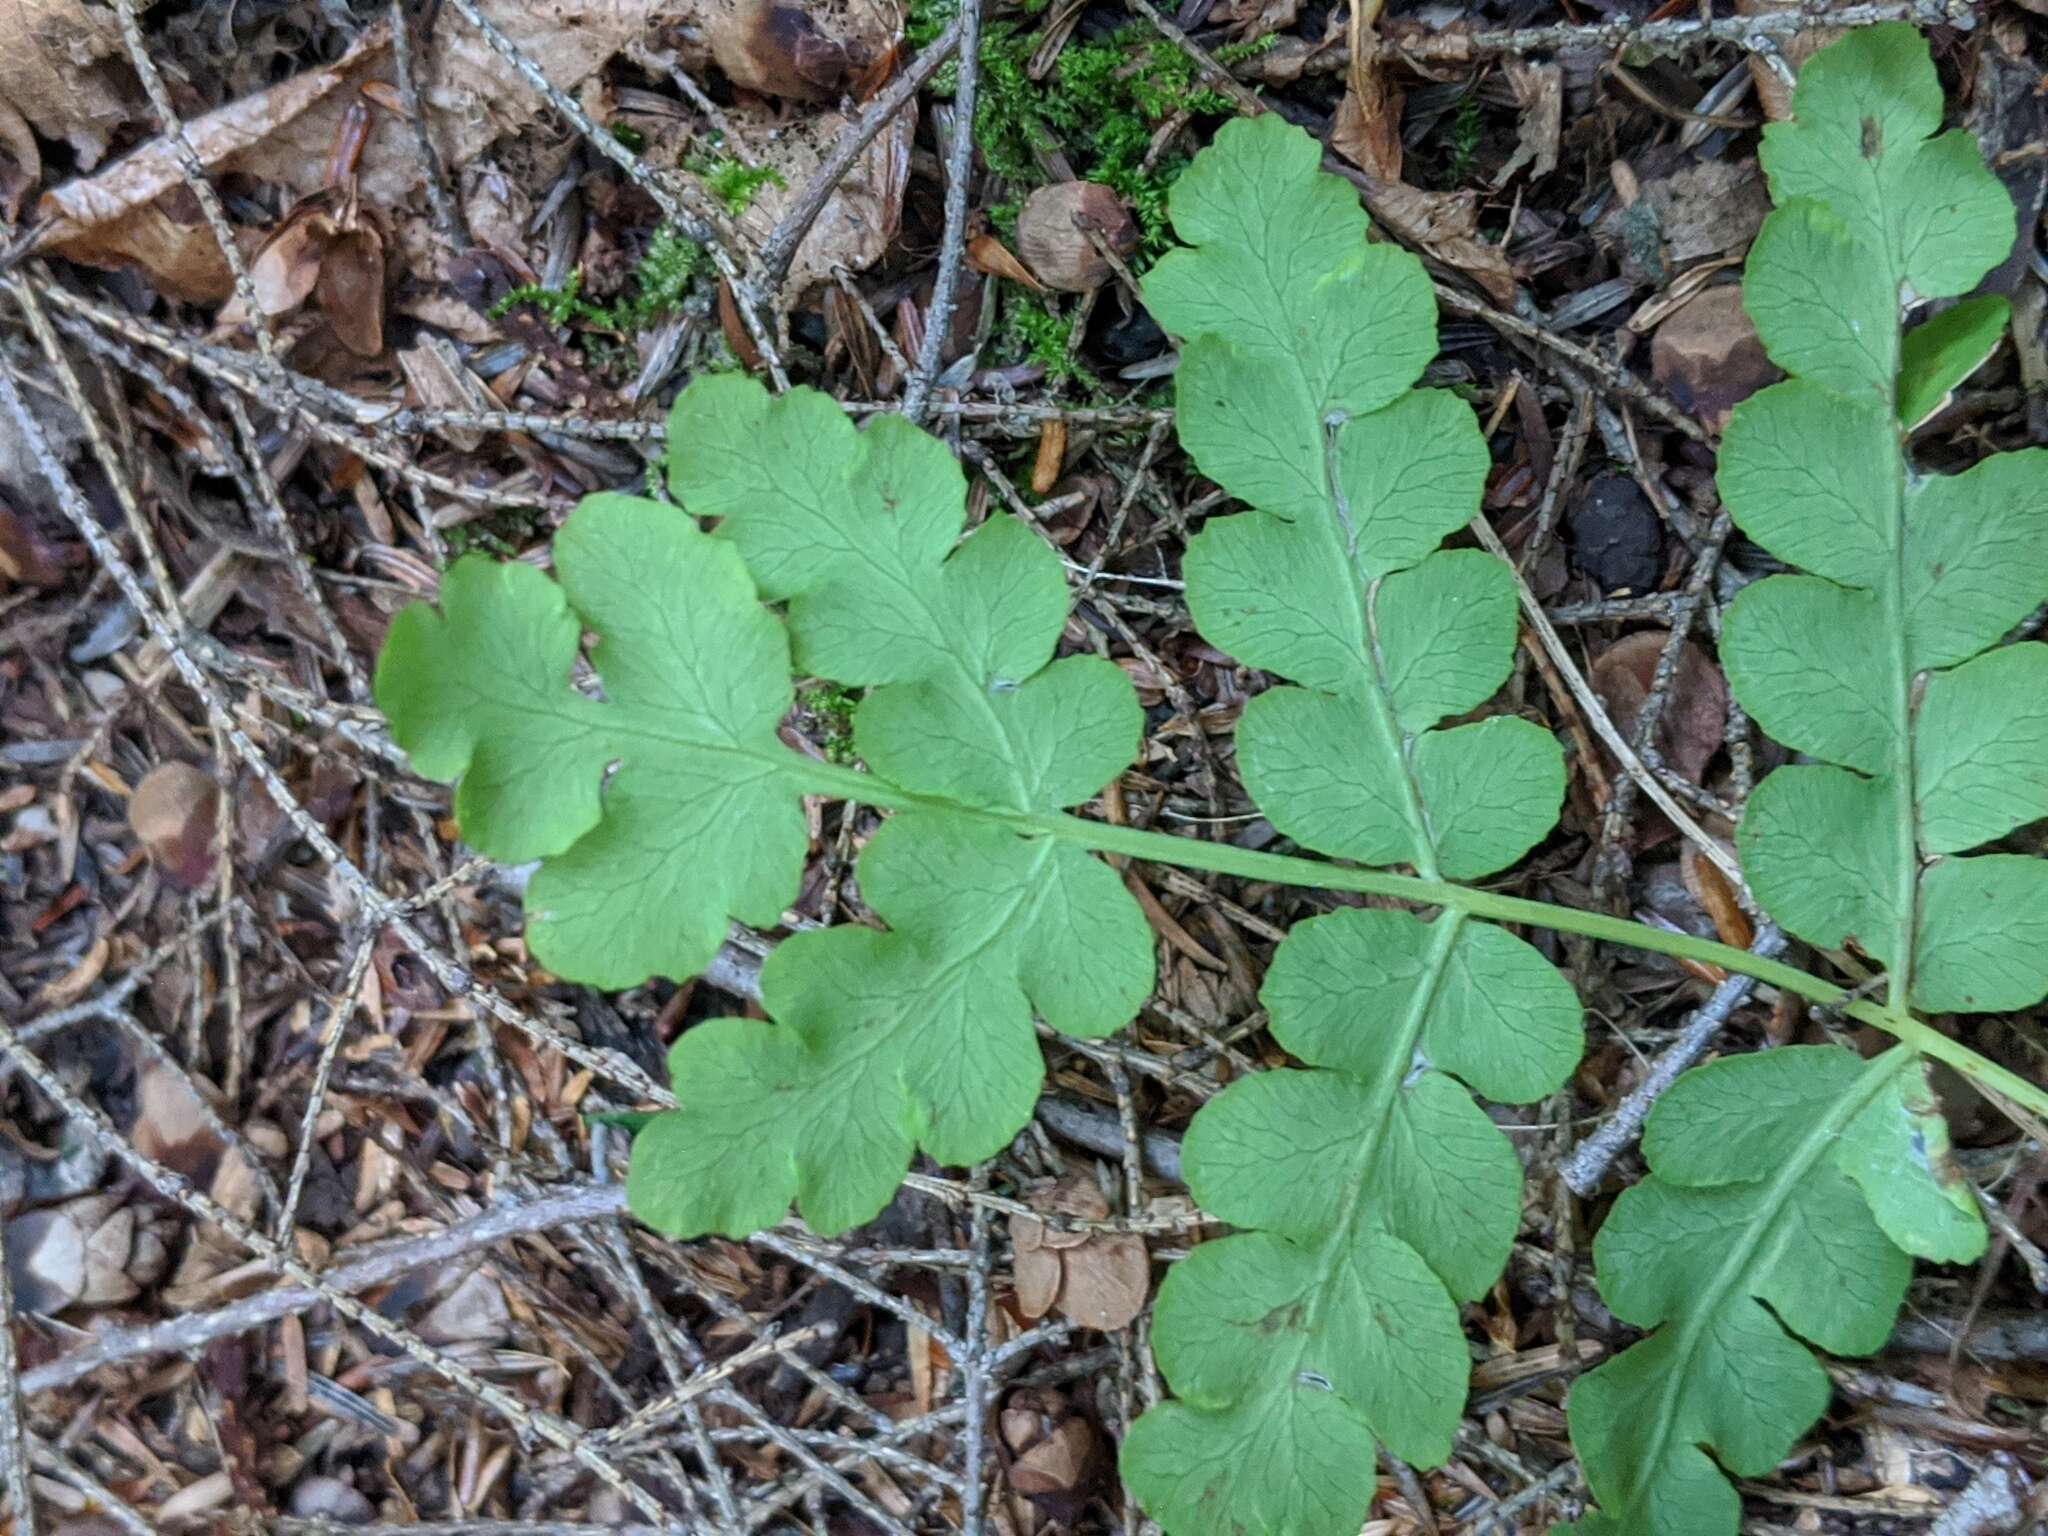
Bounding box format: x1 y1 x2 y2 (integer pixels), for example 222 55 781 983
786 757 2048 1121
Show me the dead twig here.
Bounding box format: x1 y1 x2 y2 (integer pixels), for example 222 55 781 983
1560 924 1787 1198
757 13 967 298
0 1216 33 1536
1467 512 1749 898
902 0 983 423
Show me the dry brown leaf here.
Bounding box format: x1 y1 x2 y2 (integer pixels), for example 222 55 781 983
1053 1231 1149 1330
37 0 722 296
1682 842 1753 950
1009 1177 1150 1331
36 28 382 252
1641 160 1771 269
1013 1242 1062 1321
731 99 914 296
54 195 241 302
1017 181 1136 293
1494 60 1561 186
1008 1415 1101 1500
318 226 389 357
702 0 899 103
128 761 221 892
1737 0 1841 120
250 209 333 315
1351 172 1517 305
0 0 135 169
1321 17 1518 310
967 231 1044 292
1207 0 1300 39
1588 631 1729 786
1650 284 1779 432
1329 0 1402 182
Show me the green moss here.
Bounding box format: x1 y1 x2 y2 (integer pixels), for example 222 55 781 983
443 506 551 560
1441 94 1484 187
922 19 1260 269
490 227 710 338
797 682 862 764
1001 296 1096 387
698 157 787 216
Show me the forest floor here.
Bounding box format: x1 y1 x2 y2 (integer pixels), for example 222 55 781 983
0 0 2044 1532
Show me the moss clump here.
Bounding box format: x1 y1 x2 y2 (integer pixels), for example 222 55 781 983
491 226 711 335
797 682 861 764
697 157 787 216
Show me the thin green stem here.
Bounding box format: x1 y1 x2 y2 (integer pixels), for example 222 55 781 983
789 756 2048 1122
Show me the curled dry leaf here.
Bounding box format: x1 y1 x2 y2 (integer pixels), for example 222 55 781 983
967 231 1044 292
1347 171 1518 305
1330 0 1402 181
35 26 387 300
701 0 899 103
1001 1390 1105 1527
1681 841 1753 950
37 0 728 296
128 761 222 892
247 185 392 357
1493 60 1561 186
1325 0 1516 302
1017 182 1137 294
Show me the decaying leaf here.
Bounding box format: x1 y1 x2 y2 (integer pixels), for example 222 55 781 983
1016 182 1136 294
1494 60 1561 186
1324 0 1516 303
0 0 136 169
128 761 222 892
35 27 385 299
1650 284 1779 431
245 155 394 359
1589 631 1729 787
731 100 914 296
699 0 899 103
967 231 1044 291
1009 1175 1149 1331
1328 0 1402 182
1001 1389 1105 1528
35 0 751 296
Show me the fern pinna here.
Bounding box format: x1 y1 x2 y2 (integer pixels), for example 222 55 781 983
366 28 2048 1536
378 393 1157 1238
1117 115 1580 1536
